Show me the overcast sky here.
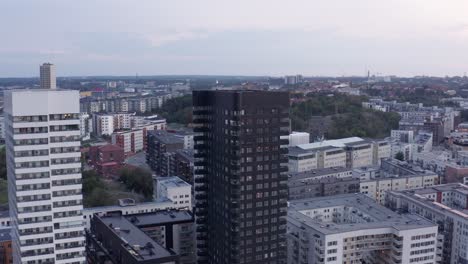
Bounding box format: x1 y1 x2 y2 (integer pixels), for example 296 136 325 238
2 0 468 77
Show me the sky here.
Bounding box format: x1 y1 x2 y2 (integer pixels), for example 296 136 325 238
1 0 468 77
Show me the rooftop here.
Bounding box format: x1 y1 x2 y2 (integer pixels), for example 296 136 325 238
288 167 352 181
126 210 193 227
148 130 185 144
0 228 11 242
288 194 436 235
389 183 468 219
0 210 9 219
156 176 191 188
297 137 366 150
84 198 174 214
99 215 174 260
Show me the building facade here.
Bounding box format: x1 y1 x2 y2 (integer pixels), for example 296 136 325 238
5 89 85 264
155 177 192 209
387 184 468 264
288 194 439 264
39 63 56 89
193 90 289 264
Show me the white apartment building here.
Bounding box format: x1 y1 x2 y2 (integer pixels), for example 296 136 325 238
355 159 439 204
39 63 56 89
288 131 310 147
287 194 439 264
391 129 414 143
5 89 85 264
0 115 5 139
289 137 390 172
155 176 192 208
93 114 114 136
360 173 438 204
387 184 468 264
79 113 92 141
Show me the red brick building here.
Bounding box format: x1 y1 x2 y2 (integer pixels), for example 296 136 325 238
89 144 125 178
0 228 12 264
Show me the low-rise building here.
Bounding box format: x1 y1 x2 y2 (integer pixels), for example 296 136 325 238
83 198 186 230
288 131 310 146
146 130 193 175
127 210 195 264
155 177 192 209
358 159 439 204
387 183 468 264
0 228 12 264
288 168 359 200
287 194 439 264
79 112 93 140
288 137 390 172
88 144 125 177
86 213 180 264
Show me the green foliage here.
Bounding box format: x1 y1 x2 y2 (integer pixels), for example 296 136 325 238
291 93 400 139
155 95 192 125
118 167 154 199
326 111 400 139
395 151 405 161
0 179 7 205
82 170 113 207
291 94 366 119
0 147 6 180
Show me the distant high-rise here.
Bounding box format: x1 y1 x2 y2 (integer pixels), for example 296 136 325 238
40 63 56 89
193 90 290 264
5 89 85 264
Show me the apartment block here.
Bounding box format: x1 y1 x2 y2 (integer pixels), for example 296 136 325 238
357 159 439 204
146 130 193 176
39 63 56 90
387 183 468 264
287 194 438 264
5 89 85 264
155 177 192 209
193 90 289 264
288 137 390 172
288 168 358 200
86 213 180 264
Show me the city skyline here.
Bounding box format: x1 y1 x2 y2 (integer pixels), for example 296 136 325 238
2 0 468 78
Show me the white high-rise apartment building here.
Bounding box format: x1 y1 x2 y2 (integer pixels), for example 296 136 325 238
5 89 85 264
40 63 57 89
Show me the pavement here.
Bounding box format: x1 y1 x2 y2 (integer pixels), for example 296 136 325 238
125 152 152 171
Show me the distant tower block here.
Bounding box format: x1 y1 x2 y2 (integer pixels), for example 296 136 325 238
40 63 56 89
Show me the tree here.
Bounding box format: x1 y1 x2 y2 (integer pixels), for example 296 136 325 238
394 151 405 161
0 147 6 180
154 95 193 125
119 167 154 199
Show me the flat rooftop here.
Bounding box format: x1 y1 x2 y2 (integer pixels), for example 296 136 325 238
389 183 468 219
297 137 368 150
0 228 11 242
0 210 9 219
126 210 193 227
148 130 185 144
288 167 352 180
84 199 174 214
288 194 436 235
157 176 190 188
99 215 174 261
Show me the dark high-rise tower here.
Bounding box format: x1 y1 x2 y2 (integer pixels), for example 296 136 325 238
193 90 290 264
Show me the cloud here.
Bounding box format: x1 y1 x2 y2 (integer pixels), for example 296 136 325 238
146 31 209 47
38 50 66 55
